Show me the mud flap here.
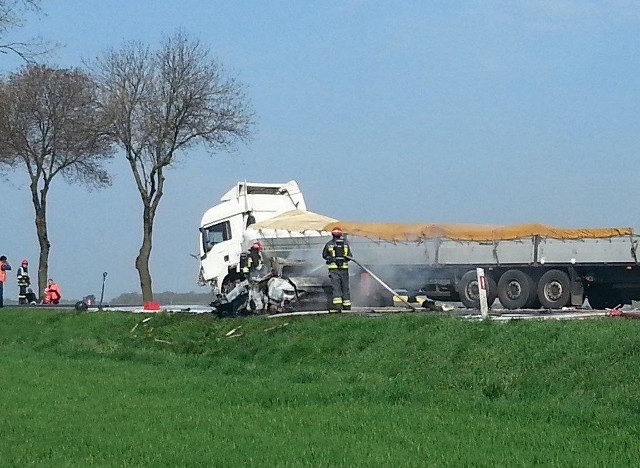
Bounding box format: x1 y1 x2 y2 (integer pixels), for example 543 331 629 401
568 266 584 306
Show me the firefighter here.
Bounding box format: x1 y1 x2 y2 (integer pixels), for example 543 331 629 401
17 259 30 305
322 227 352 312
0 255 11 308
241 241 266 279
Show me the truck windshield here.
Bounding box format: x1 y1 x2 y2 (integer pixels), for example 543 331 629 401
202 221 231 251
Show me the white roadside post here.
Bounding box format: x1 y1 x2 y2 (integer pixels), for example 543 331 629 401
476 267 489 319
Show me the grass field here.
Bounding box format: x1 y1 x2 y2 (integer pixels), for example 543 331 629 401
0 308 639 466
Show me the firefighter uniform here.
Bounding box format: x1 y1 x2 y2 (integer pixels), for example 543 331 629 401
17 259 30 305
241 241 266 279
322 227 352 312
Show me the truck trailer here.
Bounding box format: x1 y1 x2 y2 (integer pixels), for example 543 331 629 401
198 180 640 313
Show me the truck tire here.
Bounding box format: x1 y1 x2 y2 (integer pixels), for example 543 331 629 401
497 269 535 310
537 269 570 309
458 270 497 309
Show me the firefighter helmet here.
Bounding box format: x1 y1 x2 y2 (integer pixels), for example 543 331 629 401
331 227 343 237
251 241 263 251
21 259 28 265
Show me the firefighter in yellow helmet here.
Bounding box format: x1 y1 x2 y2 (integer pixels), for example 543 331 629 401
322 227 352 313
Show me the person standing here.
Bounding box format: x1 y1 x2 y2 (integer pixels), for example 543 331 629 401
241 241 267 277
247 241 267 277
322 227 353 313
0 256 12 308
17 259 30 305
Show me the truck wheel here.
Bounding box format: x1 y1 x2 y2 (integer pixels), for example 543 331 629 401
458 270 497 309
587 287 620 309
537 270 570 309
497 269 534 310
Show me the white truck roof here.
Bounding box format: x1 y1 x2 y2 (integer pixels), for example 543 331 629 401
200 180 306 228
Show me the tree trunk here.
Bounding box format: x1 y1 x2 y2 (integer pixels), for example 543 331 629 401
136 205 154 302
30 179 50 301
34 204 50 301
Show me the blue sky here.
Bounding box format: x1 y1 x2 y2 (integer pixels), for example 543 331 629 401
2 1 640 301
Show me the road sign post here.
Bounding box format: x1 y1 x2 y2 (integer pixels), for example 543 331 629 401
477 268 489 319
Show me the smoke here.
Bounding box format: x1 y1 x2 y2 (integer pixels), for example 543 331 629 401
244 228 330 276
245 229 443 304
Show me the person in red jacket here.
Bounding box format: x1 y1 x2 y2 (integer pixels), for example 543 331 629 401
43 278 62 305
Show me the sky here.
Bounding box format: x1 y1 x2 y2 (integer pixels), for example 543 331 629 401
2 0 640 301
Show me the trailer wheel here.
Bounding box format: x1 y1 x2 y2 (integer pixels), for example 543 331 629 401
458 270 497 309
537 269 570 309
497 269 535 310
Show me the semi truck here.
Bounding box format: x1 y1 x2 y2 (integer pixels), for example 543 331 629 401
199 181 333 314
199 180 640 313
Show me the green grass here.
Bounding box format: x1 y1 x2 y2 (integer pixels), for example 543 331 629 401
0 309 639 466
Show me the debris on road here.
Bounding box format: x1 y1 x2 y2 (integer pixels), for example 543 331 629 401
225 326 241 336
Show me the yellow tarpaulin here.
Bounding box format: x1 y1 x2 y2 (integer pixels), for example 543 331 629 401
323 221 633 242
251 210 633 242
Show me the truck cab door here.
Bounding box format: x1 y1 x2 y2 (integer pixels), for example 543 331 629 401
200 219 241 284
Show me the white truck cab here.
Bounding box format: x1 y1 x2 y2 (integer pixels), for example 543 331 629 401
199 181 306 292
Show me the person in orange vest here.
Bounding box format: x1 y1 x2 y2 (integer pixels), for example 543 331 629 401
322 227 353 313
0 255 12 308
43 278 62 305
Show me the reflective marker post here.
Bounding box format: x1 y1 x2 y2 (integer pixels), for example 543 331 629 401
99 272 108 311
476 268 489 319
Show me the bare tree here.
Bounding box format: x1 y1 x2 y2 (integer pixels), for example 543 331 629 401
0 0 48 63
0 64 114 298
92 31 253 302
